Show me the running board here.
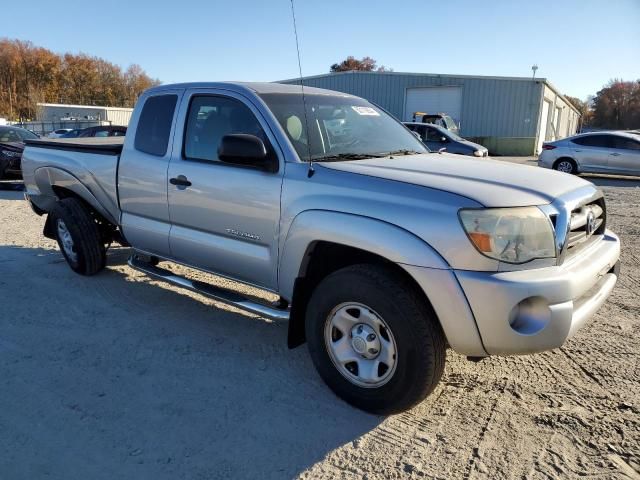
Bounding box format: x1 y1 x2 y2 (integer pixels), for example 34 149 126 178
128 255 290 321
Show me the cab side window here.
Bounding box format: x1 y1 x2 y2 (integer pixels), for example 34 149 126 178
610 136 640 151
407 124 427 141
134 94 178 156
184 95 268 162
572 135 611 148
425 127 445 142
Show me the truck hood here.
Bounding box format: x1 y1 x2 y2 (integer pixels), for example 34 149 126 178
320 153 593 207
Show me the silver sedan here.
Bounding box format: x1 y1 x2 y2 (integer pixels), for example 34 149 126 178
538 131 640 176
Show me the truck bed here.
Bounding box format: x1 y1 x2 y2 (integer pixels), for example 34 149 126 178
24 137 124 155
22 137 124 224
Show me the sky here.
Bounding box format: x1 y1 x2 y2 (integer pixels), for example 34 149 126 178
3 0 639 100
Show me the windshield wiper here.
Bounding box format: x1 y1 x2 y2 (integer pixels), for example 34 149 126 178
385 149 422 156
313 153 387 162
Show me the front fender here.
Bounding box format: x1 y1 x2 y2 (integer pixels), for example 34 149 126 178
278 210 449 300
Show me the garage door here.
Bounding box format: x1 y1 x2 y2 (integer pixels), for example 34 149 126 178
404 86 463 123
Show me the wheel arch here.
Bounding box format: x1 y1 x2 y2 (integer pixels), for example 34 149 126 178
33 167 118 225
279 210 451 348
553 156 578 173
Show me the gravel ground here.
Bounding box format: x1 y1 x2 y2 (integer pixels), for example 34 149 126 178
0 168 638 479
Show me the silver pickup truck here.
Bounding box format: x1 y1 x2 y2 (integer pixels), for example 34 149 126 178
22 82 620 414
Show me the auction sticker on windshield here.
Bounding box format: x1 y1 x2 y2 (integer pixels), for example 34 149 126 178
351 106 380 116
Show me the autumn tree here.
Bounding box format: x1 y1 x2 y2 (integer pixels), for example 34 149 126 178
591 79 640 129
0 38 160 120
330 56 391 73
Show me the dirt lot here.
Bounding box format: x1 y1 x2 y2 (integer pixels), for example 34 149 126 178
0 169 638 480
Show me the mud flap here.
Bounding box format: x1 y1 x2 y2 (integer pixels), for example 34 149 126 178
43 214 56 240
287 277 308 349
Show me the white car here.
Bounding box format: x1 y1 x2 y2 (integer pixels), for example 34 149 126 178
47 129 74 138
539 131 640 176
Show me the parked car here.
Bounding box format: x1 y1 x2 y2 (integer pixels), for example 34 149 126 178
411 112 460 135
77 125 127 138
539 131 640 176
47 128 74 138
404 122 488 157
0 125 39 179
22 82 620 414
60 129 84 138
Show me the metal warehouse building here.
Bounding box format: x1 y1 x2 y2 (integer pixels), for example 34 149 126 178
36 103 133 126
280 71 580 155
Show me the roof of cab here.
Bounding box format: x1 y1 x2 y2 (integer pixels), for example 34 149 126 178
145 81 356 97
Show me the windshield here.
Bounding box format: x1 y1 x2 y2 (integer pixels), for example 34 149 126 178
0 126 39 142
441 116 459 134
260 92 427 161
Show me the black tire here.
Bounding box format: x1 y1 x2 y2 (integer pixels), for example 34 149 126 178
50 197 106 276
305 264 446 414
553 158 577 174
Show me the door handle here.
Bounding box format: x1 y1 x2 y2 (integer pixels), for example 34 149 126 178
169 175 192 187
610 152 621 156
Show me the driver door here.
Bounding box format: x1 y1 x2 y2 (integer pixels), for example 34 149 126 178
424 126 447 151
166 89 284 290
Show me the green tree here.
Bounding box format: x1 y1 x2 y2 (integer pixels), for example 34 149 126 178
330 56 391 73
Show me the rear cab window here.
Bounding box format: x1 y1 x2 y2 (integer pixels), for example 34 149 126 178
134 94 178 156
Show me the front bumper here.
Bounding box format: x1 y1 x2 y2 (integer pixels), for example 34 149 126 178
455 229 620 355
0 157 22 176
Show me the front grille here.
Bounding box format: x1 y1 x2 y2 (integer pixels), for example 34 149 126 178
565 198 606 253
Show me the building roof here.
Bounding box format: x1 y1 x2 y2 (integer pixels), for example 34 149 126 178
278 70 582 115
279 70 548 84
36 103 133 111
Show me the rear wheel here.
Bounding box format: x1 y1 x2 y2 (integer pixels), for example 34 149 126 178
305 264 446 414
50 198 106 275
553 158 577 174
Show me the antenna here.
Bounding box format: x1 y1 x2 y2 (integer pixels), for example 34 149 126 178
531 64 538 79
289 0 314 177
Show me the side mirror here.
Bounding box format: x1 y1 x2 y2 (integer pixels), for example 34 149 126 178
411 131 421 139
218 134 278 173
438 147 447 154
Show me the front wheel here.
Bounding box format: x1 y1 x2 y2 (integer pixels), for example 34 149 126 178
305 264 446 414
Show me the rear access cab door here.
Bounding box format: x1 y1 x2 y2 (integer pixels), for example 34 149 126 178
118 89 184 257
165 87 285 291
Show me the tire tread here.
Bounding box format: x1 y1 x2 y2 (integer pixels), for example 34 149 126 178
52 198 105 276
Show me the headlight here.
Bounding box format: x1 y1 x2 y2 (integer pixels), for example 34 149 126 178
0 149 20 158
473 150 483 157
459 207 556 264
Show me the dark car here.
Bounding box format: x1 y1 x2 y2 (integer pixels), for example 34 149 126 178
0 126 39 179
404 122 489 157
60 128 84 138
76 125 127 138
411 112 460 135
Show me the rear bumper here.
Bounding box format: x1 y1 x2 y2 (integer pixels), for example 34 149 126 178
454 230 620 355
